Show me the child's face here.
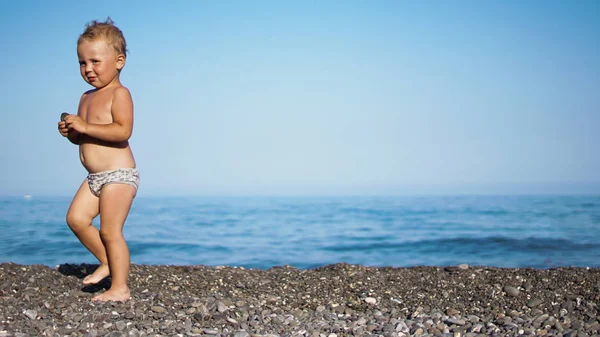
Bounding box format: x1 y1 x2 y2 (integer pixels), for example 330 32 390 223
77 39 125 88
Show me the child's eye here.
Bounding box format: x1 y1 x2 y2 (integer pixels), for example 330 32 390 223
92 60 99 64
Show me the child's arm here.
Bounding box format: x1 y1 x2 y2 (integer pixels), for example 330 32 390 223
66 87 134 143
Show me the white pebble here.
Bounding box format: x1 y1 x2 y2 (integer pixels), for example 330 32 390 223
365 297 377 304
22 310 37 320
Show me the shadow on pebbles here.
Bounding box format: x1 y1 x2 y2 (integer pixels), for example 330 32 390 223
1 262 599 336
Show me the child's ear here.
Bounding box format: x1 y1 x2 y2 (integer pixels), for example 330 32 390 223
116 54 126 70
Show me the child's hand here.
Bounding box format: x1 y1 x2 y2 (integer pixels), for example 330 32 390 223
64 115 88 134
58 121 69 137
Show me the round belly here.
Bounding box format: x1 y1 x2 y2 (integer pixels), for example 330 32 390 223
80 142 136 173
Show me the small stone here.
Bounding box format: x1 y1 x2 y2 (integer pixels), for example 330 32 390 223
555 321 564 332
151 306 166 313
446 318 466 326
446 308 460 316
533 314 549 327
22 310 37 320
115 321 127 331
530 309 543 316
365 297 377 304
467 315 480 323
504 286 520 297
471 324 483 333
217 301 228 312
527 298 543 308
457 264 469 270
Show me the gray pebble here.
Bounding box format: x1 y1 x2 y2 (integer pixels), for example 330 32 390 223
504 286 520 297
151 306 166 313
22 310 37 320
446 318 466 326
115 321 127 331
527 298 543 308
217 301 228 312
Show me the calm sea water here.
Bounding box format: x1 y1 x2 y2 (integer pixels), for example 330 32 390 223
1 195 599 269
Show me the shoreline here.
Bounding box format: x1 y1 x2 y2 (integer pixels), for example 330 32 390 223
1 262 599 336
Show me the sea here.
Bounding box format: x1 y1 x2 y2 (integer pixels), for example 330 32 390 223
1 195 599 269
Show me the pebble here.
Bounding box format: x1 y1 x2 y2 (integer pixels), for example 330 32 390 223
22 310 37 320
217 301 228 312
527 298 543 308
504 285 520 297
365 297 377 304
151 306 166 313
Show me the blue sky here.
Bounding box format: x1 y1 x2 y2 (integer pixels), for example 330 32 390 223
0 0 598 196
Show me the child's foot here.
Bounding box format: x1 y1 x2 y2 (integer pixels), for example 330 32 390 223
82 264 110 285
91 287 130 302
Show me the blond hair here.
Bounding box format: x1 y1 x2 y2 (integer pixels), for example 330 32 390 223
78 17 128 56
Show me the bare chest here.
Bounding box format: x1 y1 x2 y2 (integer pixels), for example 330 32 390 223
81 92 113 124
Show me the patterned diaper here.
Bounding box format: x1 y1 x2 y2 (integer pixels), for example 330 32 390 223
87 168 140 197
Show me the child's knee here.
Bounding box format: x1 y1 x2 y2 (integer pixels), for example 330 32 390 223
99 228 124 242
66 212 92 229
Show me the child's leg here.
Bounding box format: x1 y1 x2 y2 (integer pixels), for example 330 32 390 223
92 183 136 302
66 179 108 284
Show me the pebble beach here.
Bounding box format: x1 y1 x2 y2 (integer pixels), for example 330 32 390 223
1 263 599 337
